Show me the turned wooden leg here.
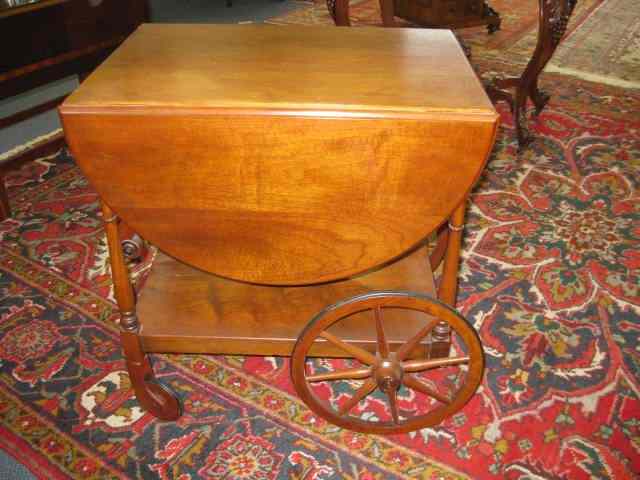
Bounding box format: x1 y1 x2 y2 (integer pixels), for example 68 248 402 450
120 329 181 420
429 224 449 273
102 201 180 420
431 202 466 358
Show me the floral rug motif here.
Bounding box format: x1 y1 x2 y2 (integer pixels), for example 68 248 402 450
548 0 640 89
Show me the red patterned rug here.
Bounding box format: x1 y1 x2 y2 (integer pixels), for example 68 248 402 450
1 9 639 480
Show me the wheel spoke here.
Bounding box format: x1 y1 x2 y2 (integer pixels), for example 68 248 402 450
337 377 377 416
291 292 485 433
402 356 469 373
395 318 439 361
307 366 372 382
374 306 390 359
386 387 400 424
403 375 451 405
319 331 377 365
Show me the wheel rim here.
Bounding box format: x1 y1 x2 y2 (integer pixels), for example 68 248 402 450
291 291 484 434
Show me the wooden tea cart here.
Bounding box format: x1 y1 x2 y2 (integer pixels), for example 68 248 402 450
60 24 499 434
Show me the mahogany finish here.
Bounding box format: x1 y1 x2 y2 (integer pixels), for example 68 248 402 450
60 24 498 432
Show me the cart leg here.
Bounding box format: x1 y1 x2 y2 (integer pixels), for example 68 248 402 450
429 224 449 272
431 201 466 358
102 202 180 420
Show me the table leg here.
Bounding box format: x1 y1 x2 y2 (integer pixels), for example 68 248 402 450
102 201 180 420
430 201 467 358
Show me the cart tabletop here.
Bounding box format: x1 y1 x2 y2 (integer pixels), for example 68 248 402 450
60 24 498 286
62 23 495 117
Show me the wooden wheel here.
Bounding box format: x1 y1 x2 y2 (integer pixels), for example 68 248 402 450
291 291 484 434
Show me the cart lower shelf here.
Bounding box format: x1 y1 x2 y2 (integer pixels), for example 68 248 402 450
102 205 485 432
137 243 438 357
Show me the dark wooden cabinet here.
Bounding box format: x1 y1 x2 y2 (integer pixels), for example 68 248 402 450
0 0 148 221
1 2 67 72
0 0 148 97
62 0 148 54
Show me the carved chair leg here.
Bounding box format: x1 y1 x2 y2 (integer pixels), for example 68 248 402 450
379 0 396 27
527 0 577 117
484 1 577 149
529 80 550 116
102 201 180 420
485 84 515 114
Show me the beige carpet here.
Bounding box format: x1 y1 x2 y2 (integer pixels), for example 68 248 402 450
547 0 640 89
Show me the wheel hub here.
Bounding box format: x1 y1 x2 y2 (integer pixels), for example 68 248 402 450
374 355 403 391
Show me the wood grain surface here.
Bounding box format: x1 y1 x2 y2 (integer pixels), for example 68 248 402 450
138 244 436 356
60 24 499 285
62 24 495 114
